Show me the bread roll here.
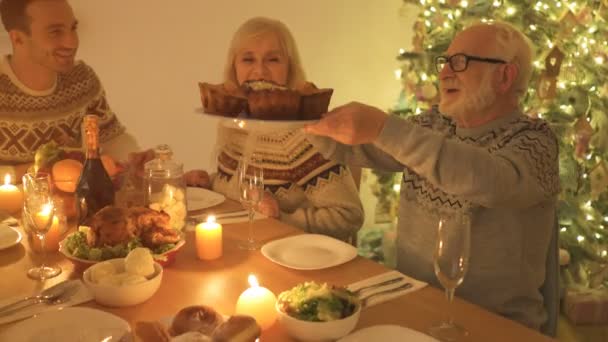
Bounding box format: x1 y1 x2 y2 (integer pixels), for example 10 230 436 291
211 315 261 342
134 321 171 342
170 305 224 336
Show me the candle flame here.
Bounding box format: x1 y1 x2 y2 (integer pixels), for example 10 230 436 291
206 215 216 223
248 274 259 288
4 174 10 185
40 203 53 216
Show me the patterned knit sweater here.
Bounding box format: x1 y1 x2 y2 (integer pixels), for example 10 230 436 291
0 55 125 167
309 110 560 330
212 126 364 241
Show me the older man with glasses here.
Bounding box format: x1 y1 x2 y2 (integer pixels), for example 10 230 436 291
305 21 559 332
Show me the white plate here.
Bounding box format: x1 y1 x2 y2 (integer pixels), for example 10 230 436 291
0 307 131 342
196 108 318 132
187 187 226 211
338 325 439 342
261 234 358 270
0 223 22 250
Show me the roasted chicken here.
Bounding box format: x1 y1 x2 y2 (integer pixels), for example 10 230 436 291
87 206 181 248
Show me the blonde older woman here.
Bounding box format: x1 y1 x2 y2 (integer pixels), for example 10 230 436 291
193 17 363 242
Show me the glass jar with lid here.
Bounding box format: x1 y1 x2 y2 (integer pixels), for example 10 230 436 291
144 144 187 231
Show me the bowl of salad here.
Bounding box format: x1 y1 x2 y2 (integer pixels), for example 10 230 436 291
59 226 185 271
276 281 361 341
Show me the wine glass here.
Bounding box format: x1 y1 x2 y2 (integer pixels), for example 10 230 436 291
237 154 264 250
22 172 62 280
429 212 471 341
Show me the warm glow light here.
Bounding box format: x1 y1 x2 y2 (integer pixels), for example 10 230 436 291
394 69 402 80
206 215 216 223
40 203 53 217
506 7 516 15
399 48 405 54
3 174 10 185
577 235 585 242
602 250 608 257
560 227 567 232
595 233 601 239
393 184 401 192
604 216 608 222
248 274 259 288
586 215 593 221
460 0 468 8
530 24 537 31
594 56 604 64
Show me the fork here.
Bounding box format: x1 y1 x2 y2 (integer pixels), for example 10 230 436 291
351 277 405 296
360 282 413 308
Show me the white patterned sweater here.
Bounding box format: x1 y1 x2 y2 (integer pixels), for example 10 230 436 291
0 55 135 172
309 110 560 330
212 126 364 241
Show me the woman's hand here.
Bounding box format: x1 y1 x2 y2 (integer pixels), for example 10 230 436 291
257 191 280 218
184 170 211 188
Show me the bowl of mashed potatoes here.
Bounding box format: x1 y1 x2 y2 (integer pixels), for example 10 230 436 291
83 248 163 307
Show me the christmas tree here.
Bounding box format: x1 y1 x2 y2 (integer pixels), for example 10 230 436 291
379 0 608 288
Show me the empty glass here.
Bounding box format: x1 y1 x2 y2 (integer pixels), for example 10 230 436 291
429 212 471 341
237 154 264 250
22 172 62 280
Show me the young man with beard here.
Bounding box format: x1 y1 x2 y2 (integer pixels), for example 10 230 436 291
0 0 140 179
305 22 559 331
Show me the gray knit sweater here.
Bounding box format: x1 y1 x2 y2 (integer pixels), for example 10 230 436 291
308 110 560 329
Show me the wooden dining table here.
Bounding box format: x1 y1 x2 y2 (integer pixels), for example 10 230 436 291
0 200 555 342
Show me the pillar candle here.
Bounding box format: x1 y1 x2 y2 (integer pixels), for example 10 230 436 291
0 174 23 214
235 274 278 330
195 215 223 260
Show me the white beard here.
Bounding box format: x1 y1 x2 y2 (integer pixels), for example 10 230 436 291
439 73 496 119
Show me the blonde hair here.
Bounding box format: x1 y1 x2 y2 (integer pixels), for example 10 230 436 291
223 17 307 89
467 21 534 99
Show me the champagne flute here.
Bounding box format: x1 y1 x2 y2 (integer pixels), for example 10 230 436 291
22 172 62 280
429 213 471 341
237 154 264 250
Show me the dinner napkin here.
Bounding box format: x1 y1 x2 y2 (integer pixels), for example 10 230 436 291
187 211 267 230
0 280 93 325
347 270 427 307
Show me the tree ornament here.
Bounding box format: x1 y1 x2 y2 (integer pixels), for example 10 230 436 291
537 72 557 99
574 117 594 159
559 10 580 36
545 47 565 77
590 161 608 200
576 6 594 25
537 47 565 100
412 21 426 53
417 82 438 102
560 248 571 266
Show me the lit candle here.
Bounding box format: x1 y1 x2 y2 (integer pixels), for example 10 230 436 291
235 274 277 330
195 215 223 260
0 174 24 214
30 208 62 252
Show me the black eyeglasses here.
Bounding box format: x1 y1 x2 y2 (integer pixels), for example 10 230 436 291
435 53 507 73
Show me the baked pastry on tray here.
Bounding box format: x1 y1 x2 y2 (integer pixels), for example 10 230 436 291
199 82 248 117
243 80 301 120
198 80 332 121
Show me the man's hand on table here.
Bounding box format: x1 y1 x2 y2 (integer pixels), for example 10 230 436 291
257 191 280 218
184 170 211 188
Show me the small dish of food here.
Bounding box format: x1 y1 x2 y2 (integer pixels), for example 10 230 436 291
276 281 361 341
83 248 162 307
